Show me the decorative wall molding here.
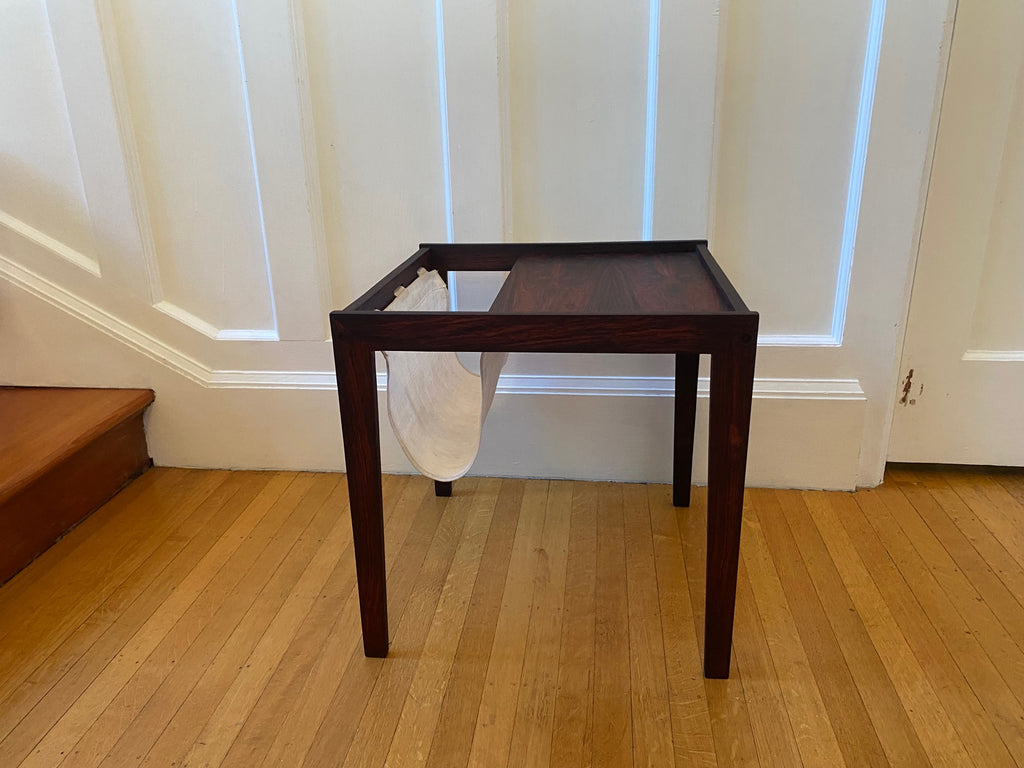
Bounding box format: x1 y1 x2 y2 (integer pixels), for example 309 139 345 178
758 333 841 348
152 300 221 340
154 300 278 342
962 349 1024 363
2 251 862 404
0 209 100 278
1 253 208 385
496 0 514 242
287 0 333 337
434 0 455 246
831 0 887 345
86 0 164 302
641 0 661 240
229 0 279 335
211 370 865 400
433 0 457 310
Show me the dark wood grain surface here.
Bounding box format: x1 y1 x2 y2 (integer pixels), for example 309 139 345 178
490 253 731 314
0 388 153 584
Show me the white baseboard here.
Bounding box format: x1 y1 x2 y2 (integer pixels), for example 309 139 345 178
1 258 865 489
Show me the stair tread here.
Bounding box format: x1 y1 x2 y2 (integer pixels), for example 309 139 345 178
0 387 154 505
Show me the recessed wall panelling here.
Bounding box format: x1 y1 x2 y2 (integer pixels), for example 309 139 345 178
711 0 874 337
969 59 1024 353
651 0 719 239
303 0 447 307
441 0 506 242
111 0 275 333
0 0 94 259
508 0 649 241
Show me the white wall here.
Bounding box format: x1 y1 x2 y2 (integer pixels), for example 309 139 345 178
0 0 955 489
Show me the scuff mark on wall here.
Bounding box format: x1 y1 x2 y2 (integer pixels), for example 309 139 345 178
899 368 914 406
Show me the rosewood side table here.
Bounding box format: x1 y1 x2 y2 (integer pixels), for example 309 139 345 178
330 240 757 679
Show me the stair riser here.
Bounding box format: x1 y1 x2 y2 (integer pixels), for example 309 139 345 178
0 412 151 584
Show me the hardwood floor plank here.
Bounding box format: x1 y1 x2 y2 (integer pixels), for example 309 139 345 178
622 483 674 768
776 489 930 767
424 480 526 768
56 475 311 768
549 481 598 768
751 489 890 768
385 478 502 768
591 483 633 766
301 478 450 767
741 498 844 768
873 482 1024 712
505 480 573 768
681 486 759 767
0 468 162 617
854 488 1024 765
215 476 360 768
254 475 424 768
890 471 1024 654
4 467 1024 768
0 470 220 682
731 557 804 768
128 474 340 768
944 473 1024 574
465 480 550 768
214 475 405 768
992 471 1024 510
0 471 242 767
647 485 717 768
177 478 355 768
838 489 1014 768
69 472 323 767
805 490 974 768
898 470 1024 641
0 470 253 749
341 480 479 768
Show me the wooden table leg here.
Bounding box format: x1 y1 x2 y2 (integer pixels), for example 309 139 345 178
704 336 756 678
673 353 700 507
332 335 389 657
434 480 453 497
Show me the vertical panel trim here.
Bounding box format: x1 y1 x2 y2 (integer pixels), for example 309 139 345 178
84 0 165 302
832 0 886 343
496 0 514 241
642 0 662 240
231 0 279 335
288 0 333 335
434 0 457 308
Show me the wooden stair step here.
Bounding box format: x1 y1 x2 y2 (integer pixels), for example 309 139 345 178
0 387 155 583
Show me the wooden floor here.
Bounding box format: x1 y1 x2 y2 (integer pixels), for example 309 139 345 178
2 467 1024 767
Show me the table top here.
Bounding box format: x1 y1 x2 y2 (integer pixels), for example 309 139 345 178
341 241 751 317
333 241 756 354
490 251 733 315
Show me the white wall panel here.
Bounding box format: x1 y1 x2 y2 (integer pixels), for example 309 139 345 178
651 0 719 239
0 0 958 488
711 0 874 338
969 59 1024 354
442 0 506 242
233 0 331 341
0 0 94 261
507 0 649 240
111 0 275 334
303 0 447 307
